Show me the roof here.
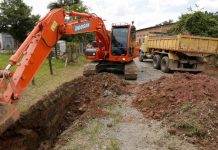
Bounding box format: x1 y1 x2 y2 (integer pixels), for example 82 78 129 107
136 23 176 32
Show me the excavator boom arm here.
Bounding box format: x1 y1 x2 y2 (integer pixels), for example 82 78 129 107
0 8 109 103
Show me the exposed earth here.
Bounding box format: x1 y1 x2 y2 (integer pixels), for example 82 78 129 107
0 59 218 150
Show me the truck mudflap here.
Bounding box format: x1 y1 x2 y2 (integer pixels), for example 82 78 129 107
0 103 20 134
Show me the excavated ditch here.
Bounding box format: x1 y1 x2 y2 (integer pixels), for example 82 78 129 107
0 73 127 150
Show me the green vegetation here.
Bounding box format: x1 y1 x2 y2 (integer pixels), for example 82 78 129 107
78 120 104 148
176 120 205 137
107 140 120 150
72 146 79 150
0 53 10 69
170 11 218 37
0 0 40 43
0 53 88 84
35 56 87 83
181 102 192 112
47 0 93 43
155 19 174 26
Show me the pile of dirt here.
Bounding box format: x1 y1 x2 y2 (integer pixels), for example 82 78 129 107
204 65 218 83
0 73 127 150
133 73 218 149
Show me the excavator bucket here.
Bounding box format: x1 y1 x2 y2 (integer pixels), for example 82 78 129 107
0 103 20 134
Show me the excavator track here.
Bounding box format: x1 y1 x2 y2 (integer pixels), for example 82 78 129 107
0 103 20 134
83 61 138 80
124 61 138 80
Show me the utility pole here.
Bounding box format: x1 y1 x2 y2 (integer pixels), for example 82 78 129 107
48 53 54 75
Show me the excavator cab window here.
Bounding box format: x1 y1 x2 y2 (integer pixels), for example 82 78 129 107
111 27 128 56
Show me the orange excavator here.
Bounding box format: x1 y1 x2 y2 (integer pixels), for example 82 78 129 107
0 7 139 134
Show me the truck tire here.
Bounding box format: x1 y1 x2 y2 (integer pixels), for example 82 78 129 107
153 55 161 69
161 56 170 73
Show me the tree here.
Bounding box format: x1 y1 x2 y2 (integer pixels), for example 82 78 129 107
155 19 174 27
47 0 93 43
170 11 218 37
47 0 81 10
47 0 63 10
0 0 40 43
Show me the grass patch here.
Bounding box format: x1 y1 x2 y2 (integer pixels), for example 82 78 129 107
34 56 88 84
176 120 205 137
0 53 88 78
191 108 198 116
181 102 192 112
107 140 120 150
81 120 104 145
71 146 79 150
111 112 122 126
0 53 11 69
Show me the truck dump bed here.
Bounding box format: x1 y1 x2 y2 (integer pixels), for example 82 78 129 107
147 34 218 55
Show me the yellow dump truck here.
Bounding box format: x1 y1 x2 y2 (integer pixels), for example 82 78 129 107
139 34 218 73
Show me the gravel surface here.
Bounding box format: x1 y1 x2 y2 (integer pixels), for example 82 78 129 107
134 58 167 84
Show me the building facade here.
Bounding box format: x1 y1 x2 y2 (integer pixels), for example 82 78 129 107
0 33 15 50
136 23 176 45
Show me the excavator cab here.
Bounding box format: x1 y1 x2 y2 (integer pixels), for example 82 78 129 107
111 23 136 58
111 25 129 56
109 23 138 62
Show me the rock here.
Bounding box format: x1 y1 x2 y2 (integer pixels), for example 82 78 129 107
79 104 87 112
142 108 147 112
137 99 142 103
147 111 154 118
103 90 112 97
153 113 161 119
74 100 80 104
104 81 108 87
107 123 113 128
214 121 218 127
111 84 124 95
160 91 166 97
168 128 177 135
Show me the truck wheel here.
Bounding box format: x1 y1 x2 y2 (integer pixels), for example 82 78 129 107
153 55 161 69
161 56 170 73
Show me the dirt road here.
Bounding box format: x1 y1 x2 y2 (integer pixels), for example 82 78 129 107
134 59 166 84
53 59 196 150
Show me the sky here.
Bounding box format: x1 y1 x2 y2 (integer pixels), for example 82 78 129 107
23 0 218 30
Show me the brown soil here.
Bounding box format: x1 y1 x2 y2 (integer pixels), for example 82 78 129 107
133 73 218 150
0 73 127 150
204 65 218 83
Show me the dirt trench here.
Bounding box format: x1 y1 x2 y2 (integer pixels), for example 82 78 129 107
0 73 127 150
